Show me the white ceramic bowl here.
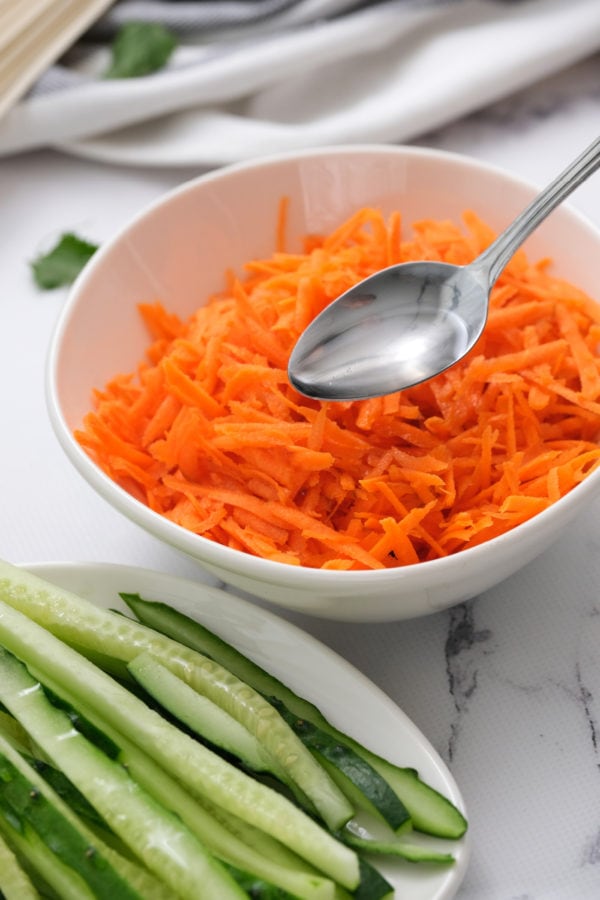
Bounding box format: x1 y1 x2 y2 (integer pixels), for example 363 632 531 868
46 145 600 622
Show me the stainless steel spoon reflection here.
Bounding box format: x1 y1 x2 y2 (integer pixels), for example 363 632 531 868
288 136 600 401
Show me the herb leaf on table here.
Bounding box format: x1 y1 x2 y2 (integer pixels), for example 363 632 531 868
31 233 98 290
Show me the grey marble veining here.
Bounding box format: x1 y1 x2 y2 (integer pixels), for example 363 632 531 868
444 601 493 763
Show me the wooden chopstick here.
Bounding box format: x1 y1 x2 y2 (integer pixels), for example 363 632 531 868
0 0 114 120
0 0 57 49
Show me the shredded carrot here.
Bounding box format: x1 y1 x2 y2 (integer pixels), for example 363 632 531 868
75 202 600 570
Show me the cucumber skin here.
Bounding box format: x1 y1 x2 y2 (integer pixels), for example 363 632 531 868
272 699 410 831
341 829 455 865
353 859 394 900
0 831 41 900
0 738 178 900
0 751 141 900
123 594 467 839
0 812 95 900
41 686 120 760
22 757 106 830
224 863 300 899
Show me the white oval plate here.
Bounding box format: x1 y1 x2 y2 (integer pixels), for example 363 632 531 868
27 561 470 899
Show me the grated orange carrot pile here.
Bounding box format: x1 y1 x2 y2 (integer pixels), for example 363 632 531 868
75 203 600 570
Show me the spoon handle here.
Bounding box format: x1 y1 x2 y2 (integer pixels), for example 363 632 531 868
475 135 600 287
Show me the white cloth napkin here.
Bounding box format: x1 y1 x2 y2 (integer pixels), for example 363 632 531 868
1 0 599 167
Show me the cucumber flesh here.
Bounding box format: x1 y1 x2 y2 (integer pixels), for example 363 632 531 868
223 863 302 899
122 593 467 839
128 652 284 779
356 763 466 839
342 826 455 865
0 646 247 900
22 757 107 831
41 686 121 760
0 563 353 834
0 831 41 900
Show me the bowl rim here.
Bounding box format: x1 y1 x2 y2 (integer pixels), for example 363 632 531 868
45 142 600 587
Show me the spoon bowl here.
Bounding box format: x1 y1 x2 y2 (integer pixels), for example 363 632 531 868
288 260 489 400
289 136 600 401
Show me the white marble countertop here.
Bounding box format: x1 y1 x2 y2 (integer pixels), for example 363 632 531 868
2 51 600 900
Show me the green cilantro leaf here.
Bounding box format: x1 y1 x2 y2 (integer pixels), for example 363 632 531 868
31 233 99 290
104 21 178 79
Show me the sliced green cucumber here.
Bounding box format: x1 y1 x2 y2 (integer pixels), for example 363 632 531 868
122 592 467 839
0 750 176 900
0 595 359 892
0 809 96 900
22 757 108 832
41 686 121 760
271 699 409 831
0 710 32 755
0 739 142 900
0 646 247 900
223 863 302 899
0 831 41 900
354 859 394 900
35 667 346 900
0 562 353 834
128 652 283 777
342 824 455 864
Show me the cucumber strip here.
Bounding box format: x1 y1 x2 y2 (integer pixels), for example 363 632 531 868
316 756 410 836
353 859 394 900
0 647 247 900
358 764 466 840
272 699 409 831
0 831 41 900
0 808 95 900
2 740 165 894
67 639 132 683
0 741 143 900
10 751 178 900
23 756 117 836
41 687 121 760
0 563 353 833
128 652 284 779
0 710 32 754
122 592 467 839
33 668 345 900
128 651 316 814
342 828 455 864
224 863 302 899
0 597 359 892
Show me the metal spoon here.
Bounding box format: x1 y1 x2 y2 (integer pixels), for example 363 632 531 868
288 136 600 401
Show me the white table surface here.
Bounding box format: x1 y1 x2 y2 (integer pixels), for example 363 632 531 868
2 52 600 900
